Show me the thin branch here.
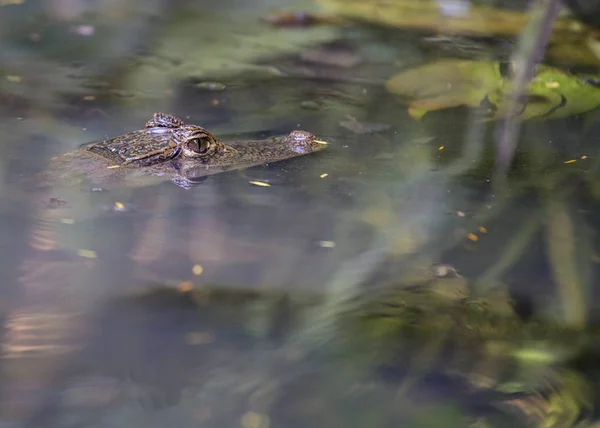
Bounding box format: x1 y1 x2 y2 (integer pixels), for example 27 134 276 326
495 0 562 173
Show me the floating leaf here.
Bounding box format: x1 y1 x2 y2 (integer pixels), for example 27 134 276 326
386 60 600 121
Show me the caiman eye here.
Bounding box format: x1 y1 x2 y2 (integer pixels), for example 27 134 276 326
182 136 213 157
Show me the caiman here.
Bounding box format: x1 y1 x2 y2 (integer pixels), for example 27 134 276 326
40 112 328 190
0 113 327 424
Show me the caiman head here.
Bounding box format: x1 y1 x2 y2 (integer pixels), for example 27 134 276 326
82 112 327 188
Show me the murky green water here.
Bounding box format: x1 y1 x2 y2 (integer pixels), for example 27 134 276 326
1 0 600 427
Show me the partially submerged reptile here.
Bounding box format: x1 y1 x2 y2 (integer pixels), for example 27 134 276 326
41 112 327 190
0 114 327 423
13 112 328 258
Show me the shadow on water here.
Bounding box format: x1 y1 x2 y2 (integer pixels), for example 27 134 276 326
2 0 600 426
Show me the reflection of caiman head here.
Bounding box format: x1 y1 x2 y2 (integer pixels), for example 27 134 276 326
83 112 327 169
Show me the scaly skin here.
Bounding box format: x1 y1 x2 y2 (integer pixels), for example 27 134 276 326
39 112 327 189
